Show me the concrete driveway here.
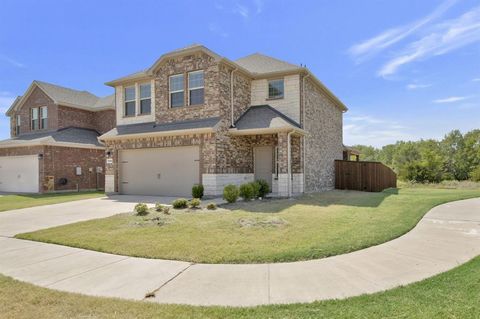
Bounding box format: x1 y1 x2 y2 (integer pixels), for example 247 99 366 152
0 195 179 237
0 196 479 306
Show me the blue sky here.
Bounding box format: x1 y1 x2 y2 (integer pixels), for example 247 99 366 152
0 0 479 147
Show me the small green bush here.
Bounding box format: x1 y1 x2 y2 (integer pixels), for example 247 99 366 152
163 206 170 215
223 184 239 203
239 183 254 201
250 181 261 199
206 202 217 210
154 203 163 212
134 203 149 216
192 184 204 199
471 166 480 182
172 198 188 209
256 179 270 198
190 198 201 208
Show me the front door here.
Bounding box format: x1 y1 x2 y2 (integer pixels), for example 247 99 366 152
254 146 273 190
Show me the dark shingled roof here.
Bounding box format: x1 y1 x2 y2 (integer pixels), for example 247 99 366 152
100 117 221 138
234 105 300 130
0 127 102 147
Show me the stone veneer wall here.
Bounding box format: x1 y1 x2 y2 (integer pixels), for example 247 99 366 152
303 77 343 191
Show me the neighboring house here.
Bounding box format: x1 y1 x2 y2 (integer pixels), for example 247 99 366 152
99 44 347 197
0 81 115 193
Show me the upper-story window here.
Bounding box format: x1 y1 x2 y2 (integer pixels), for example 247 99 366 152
40 106 47 129
31 108 38 130
15 115 21 135
124 86 136 116
139 83 151 115
268 79 284 99
169 74 184 107
188 70 204 105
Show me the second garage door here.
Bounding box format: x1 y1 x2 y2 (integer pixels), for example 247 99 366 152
0 155 39 193
119 146 200 197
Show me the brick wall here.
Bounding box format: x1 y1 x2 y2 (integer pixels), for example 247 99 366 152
12 87 57 137
57 105 96 131
0 145 105 192
93 109 116 134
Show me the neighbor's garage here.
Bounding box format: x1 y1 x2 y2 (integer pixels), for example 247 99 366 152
119 146 200 197
0 155 39 193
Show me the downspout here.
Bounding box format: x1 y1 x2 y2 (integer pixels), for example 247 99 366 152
230 68 238 127
287 130 294 197
302 72 310 193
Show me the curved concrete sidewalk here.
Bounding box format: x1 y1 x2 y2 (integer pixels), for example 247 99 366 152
0 197 479 306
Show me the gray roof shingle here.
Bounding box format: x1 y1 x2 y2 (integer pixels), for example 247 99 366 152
0 127 102 148
234 53 302 74
234 105 300 130
100 117 221 139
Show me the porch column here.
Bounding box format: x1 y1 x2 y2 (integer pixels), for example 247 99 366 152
276 132 290 196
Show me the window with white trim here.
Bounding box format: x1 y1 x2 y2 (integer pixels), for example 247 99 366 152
124 86 136 116
31 108 39 130
188 70 204 105
169 74 184 107
15 115 21 135
139 83 151 115
40 106 48 129
268 79 284 99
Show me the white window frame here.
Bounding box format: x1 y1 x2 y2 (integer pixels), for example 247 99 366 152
169 74 185 108
40 106 48 129
139 83 151 115
15 115 21 135
188 70 204 106
124 86 136 117
31 107 39 130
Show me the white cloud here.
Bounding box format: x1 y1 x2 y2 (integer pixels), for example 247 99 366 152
233 3 249 18
348 0 457 62
253 0 264 14
343 113 413 147
406 83 432 90
378 5 480 77
433 96 470 103
0 96 15 114
0 54 25 68
208 23 229 38
473 78 480 82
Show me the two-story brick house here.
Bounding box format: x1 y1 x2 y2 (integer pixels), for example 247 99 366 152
0 80 115 193
99 45 347 197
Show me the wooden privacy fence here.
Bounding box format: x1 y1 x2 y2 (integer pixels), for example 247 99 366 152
335 160 397 192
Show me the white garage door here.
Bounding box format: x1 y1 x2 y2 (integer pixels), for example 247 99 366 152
119 146 200 197
0 155 39 193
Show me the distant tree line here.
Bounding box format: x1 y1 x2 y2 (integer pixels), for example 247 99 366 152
353 129 480 183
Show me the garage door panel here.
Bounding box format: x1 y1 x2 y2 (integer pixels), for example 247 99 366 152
120 146 200 197
0 155 39 193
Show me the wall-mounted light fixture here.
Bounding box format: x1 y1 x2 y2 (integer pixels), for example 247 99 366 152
38 153 43 159
106 151 112 158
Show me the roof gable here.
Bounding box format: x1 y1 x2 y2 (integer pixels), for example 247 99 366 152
6 81 114 116
234 53 302 75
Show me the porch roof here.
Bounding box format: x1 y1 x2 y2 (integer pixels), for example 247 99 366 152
99 117 221 141
229 105 305 136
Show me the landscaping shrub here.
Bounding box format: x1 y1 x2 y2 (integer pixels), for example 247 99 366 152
256 179 270 198
206 202 217 210
250 181 261 199
134 203 149 216
192 184 204 199
163 206 170 215
471 166 480 182
189 198 201 208
223 184 239 203
239 183 254 201
154 203 163 212
172 198 188 209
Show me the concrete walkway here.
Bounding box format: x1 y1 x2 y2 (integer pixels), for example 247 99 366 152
0 197 479 306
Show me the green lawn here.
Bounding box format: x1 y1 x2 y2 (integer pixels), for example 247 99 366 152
17 188 480 263
0 191 104 212
1 255 479 319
